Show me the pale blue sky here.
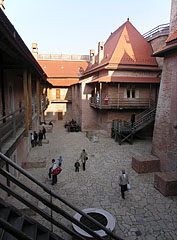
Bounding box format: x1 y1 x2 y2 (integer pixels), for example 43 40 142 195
5 0 171 55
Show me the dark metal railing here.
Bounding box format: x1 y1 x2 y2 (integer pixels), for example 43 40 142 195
0 152 123 240
143 23 169 39
90 97 155 109
0 108 25 151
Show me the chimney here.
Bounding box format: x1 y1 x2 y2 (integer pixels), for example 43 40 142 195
32 43 38 60
169 0 177 35
0 0 5 11
98 42 104 64
90 49 95 66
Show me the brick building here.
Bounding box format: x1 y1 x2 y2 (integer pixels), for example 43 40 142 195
132 0 177 196
72 20 168 135
34 50 89 121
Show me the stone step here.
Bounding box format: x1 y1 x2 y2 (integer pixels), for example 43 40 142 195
132 154 160 173
154 171 177 196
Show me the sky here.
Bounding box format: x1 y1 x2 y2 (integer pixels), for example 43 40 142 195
4 0 171 56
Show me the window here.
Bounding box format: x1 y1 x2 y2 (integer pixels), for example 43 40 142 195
127 85 136 98
56 89 60 99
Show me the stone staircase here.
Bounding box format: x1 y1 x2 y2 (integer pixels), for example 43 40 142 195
0 197 63 240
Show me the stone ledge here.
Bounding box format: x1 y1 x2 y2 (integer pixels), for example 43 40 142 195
42 139 49 144
154 171 177 196
22 161 46 169
132 155 160 173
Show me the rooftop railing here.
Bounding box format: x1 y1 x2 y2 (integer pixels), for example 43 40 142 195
143 23 169 40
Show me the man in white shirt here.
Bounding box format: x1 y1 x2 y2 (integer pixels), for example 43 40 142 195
119 169 129 199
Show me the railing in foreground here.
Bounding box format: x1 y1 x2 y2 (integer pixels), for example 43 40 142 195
0 152 123 240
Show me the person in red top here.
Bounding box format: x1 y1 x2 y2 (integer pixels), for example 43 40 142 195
104 95 108 105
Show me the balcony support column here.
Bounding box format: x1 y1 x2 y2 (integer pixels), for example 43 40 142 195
28 71 32 129
149 83 152 107
36 79 40 123
100 82 102 108
118 83 120 108
23 69 29 136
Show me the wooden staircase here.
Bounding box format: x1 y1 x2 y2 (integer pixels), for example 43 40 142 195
111 106 156 145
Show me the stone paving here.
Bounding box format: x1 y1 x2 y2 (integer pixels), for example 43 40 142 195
17 120 177 240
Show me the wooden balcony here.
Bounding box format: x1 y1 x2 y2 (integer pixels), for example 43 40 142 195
50 97 72 103
90 97 155 109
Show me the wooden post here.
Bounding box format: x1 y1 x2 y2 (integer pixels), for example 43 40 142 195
149 83 152 107
23 69 29 135
28 71 32 129
100 82 102 108
94 85 97 104
118 83 120 108
36 79 40 122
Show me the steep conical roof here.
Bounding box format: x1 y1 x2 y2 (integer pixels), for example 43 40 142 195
85 20 158 74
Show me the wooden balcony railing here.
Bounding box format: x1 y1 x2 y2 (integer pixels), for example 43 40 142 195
90 97 155 109
50 97 72 103
0 108 25 151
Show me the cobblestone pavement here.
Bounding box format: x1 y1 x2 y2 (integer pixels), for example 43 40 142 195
18 121 177 240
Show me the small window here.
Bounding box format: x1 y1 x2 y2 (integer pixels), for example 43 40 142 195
56 89 60 99
132 88 135 98
127 89 130 98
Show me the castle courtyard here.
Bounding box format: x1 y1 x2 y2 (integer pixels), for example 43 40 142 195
17 120 177 240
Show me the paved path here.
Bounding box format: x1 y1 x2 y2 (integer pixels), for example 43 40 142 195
20 121 177 240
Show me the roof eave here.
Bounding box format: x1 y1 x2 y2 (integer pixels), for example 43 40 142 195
152 44 177 57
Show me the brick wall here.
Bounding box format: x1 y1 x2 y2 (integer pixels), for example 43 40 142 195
152 52 177 172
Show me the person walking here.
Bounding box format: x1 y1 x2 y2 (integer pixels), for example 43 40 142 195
30 133 34 147
119 169 129 199
57 156 63 167
74 160 80 172
38 130 43 146
51 159 58 185
34 131 38 146
131 112 135 128
80 149 88 171
42 126 46 139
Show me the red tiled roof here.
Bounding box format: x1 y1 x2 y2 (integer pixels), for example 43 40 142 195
38 60 89 78
87 76 160 84
84 20 158 75
166 28 177 43
48 78 79 87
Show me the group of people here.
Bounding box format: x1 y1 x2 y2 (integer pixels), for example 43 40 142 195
31 126 46 147
48 149 130 200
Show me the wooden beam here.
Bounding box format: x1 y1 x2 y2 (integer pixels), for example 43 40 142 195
23 69 29 135
28 72 32 129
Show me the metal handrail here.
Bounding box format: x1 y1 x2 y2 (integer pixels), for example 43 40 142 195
0 152 123 240
143 23 169 39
